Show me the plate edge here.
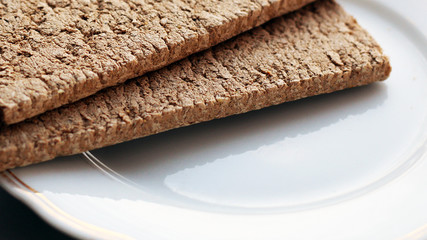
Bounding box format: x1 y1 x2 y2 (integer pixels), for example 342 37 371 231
0 170 133 240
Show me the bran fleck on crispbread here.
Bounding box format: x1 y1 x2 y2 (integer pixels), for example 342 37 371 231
0 0 391 171
0 0 315 124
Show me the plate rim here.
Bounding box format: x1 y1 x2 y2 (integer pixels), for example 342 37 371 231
1 0 427 239
0 170 131 240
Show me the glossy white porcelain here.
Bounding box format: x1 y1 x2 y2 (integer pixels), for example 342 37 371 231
1 0 427 239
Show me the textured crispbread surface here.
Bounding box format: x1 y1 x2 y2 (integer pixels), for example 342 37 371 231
0 0 315 125
0 0 391 171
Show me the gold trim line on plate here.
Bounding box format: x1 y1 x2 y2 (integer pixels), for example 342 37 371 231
6 170 38 193
400 224 427 240
1 170 133 240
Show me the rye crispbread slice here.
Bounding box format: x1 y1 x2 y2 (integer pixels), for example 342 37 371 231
0 0 391 171
0 0 315 125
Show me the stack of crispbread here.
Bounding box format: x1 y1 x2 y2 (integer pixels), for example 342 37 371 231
0 0 391 171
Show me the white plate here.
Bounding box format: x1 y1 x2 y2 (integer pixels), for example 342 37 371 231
1 0 427 239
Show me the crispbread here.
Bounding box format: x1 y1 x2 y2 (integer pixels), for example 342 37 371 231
0 0 391 171
0 0 314 124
